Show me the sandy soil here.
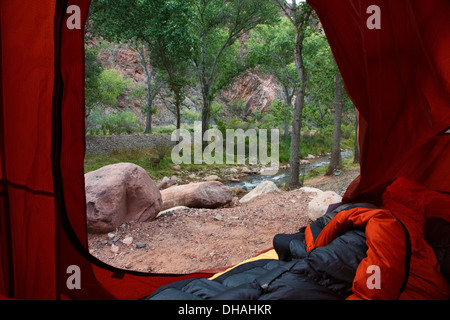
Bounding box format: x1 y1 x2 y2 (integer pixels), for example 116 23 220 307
88 167 360 274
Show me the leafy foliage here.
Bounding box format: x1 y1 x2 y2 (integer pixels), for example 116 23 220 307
84 46 102 117
85 0 359 177
262 99 293 129
246 17 296 84
97 68 132 106
190 0 280 136
87 109 140 135
89 0 196 131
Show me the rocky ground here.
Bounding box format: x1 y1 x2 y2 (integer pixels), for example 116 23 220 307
88 167 360 274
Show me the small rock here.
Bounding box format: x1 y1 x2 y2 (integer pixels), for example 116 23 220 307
241 167 258 174
158 176 177 190
204 174 221 181
308 190 342 221
107 233 115 239
240 181 280 203
122 236 133 245
214 214 223 221
136 242 146 249
156 206 190 218
259 167 279 176
299 186 323 196
111 244 119 253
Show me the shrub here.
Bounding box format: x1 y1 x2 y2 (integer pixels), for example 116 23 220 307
87 110 140 135
98 68 132 107
152 125 177 135
181 109 201 124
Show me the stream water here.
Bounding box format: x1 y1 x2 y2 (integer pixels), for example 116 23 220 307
225 150 353 191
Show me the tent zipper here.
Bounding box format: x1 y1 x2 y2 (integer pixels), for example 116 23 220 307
51 0 69 300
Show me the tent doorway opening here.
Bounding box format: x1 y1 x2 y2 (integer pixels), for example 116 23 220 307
81 0 360 276
82 1 309 276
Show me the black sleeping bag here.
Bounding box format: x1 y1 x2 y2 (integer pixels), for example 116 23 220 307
146 203 375 300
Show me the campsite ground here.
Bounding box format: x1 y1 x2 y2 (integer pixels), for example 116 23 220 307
88 167 360 274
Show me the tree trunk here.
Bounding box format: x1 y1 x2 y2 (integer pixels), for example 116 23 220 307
353 114 360 163
284 112 290 139
175 93 182 130
289 29 307 189
289 88 306 188
317 101 323 122
199 75 212 150
326 69 344 175
136 45 157 135
201 98 211 150
144 78 153 134
282 84 291 139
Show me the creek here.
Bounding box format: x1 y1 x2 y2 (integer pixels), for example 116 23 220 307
225 150 353 191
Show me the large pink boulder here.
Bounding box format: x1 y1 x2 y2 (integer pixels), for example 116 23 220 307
160 181 233 210
85 163 162 233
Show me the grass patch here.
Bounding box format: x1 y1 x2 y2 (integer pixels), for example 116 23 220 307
84 147 177 180
84 146 238 181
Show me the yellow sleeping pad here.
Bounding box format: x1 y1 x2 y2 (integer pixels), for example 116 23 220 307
209 249 279 280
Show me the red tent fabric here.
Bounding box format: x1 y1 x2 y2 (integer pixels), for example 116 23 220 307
0 0 214 300
0 0 449 299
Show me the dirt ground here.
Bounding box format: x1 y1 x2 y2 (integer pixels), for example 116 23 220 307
88 167 360 274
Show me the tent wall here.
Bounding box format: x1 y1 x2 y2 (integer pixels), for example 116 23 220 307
0 1 58 299
0 0 214 300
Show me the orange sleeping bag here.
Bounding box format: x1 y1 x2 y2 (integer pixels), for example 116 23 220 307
305 177 450 300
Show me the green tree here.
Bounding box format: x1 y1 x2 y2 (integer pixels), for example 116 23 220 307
263 99 294 137
143 0 196 130
274 0 317 189
246 17 296 138
190 0 279 147
301 30 357 174
302 29 335 129
88 0 194 133
84 45 102 118
325 65 344 176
